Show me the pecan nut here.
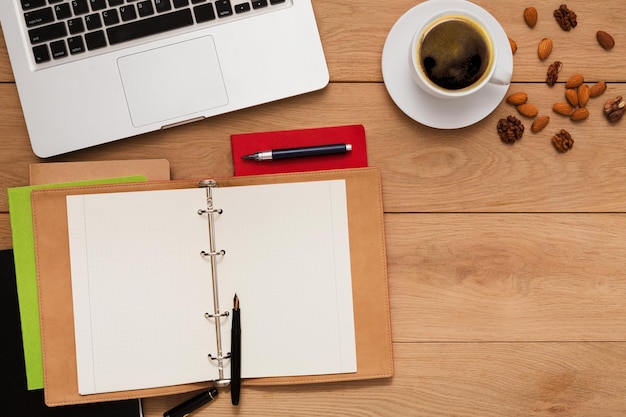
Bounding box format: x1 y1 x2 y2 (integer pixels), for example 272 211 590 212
554 4 577 31
497 116 525 144
546 61 562 86
552 129 574 153
604 96 626 123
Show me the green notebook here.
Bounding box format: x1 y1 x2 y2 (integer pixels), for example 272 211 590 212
8 176 146 390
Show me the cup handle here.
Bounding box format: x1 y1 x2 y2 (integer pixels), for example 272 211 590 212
489 66 512 86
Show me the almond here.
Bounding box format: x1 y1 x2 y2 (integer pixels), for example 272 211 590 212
508 37 517 54
565 74 584 89
517 103 539 118
570 107 590 121
524 7 538 28
538 38 553 60
589 81 607 97
597 31 615 50
531 116 550 133
565 88 579 107
506 92 528 105
553 102 573 116
577 84 590 108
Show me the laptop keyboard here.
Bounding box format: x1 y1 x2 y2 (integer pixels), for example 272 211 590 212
20 0 289 66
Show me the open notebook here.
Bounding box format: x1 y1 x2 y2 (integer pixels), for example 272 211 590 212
66 180 356 395
32 168 392 406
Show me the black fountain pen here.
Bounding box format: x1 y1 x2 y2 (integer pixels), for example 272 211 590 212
163 387 218 417
242 143 352 161
231 293 242 405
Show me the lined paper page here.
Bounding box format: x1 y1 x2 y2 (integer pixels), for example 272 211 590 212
67 180 356 394
214 180 356 378
67 188 217 394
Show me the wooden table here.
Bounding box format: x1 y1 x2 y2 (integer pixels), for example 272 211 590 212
2 1 626 415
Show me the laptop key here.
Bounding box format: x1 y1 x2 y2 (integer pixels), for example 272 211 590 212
193 4 215 22
85 13 103 30
72 0 90 15
120 5 138 21
173 0 190 8
50 39 68 59
107 9 194 45
68 17 86 34
89 0 108 11
137 1 155 17
21 0 47 11
102 9 120 25
235 3 250 13
68 35 86 54
215 0 232 17
24 7 55 27
54 3 72 20
85 30 107 49
28 22 67 44
155 0 172 13
32 44 50 63
251 0 267 9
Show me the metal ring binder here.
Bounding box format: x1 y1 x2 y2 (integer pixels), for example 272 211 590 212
198 179 231 386
205 311 230 318
197 208 223 215
208 353 232 360
200 250 226 257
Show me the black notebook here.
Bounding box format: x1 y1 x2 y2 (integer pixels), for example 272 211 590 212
0 249 142 416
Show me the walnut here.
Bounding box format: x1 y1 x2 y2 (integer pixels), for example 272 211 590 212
552 129 574 153
546 61 562 86
554 4 577 31
604 96 626 123
497 116 525 144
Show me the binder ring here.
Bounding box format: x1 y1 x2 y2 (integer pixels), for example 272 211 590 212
200 250 226 257
205 311 229 319
208 352 231 361
198 179 218 188
197 208 223 215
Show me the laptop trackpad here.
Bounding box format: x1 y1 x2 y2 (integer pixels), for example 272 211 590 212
118 36 228 127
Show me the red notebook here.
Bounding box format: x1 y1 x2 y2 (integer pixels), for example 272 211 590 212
231 125 368 176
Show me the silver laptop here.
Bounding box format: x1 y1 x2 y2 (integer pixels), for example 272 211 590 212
0 0 329 157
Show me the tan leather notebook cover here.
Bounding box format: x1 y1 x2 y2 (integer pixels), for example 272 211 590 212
31 167 392 406
29 159 171 185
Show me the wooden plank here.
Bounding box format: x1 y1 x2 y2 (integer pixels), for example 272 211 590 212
388 213 626 342
142 342 626 417
314 0 626 82
1 81 626 215
0 214 11 251
0 28 13 82
5 212 626 337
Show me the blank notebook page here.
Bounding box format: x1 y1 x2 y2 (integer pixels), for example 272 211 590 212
213 180 356 378
66 180 355 395
67 188 215 395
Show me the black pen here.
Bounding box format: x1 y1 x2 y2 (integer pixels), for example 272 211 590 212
163 387 218 417
231 294 241 405
242 143 352 161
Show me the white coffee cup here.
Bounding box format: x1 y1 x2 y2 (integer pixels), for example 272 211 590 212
409 3 511 99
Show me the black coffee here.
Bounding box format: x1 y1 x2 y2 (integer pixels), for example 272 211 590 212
419 17 491 91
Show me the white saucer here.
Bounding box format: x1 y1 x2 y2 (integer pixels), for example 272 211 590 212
381 0 513 129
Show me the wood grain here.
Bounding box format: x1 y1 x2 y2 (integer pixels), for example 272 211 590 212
388 213 626 342
142 343 626 417
1 0 626 415
1 82 625 216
